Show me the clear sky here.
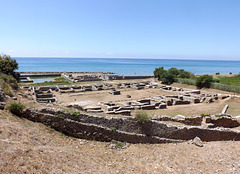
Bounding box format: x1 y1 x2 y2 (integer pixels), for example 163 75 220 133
0 0 240 60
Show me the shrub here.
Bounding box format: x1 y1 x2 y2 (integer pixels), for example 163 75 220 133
0 54 20 81
135 111 150 123
7 102 25 115
4 88 13 97
161 72 174 84
167 68 180 77
71 111 80 116
176 78 196 85
153 67 166 80
154 67 195 85
196 75 213 89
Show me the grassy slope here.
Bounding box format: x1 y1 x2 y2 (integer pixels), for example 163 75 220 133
219 75 240 86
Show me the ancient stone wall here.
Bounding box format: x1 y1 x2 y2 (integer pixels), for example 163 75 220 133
21 108 240 143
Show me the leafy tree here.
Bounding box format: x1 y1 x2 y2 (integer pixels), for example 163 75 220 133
167 68 180 77
196 75 213 88
0 54 20 81
153 67 167 80
178 71 192 78
161 72 174 84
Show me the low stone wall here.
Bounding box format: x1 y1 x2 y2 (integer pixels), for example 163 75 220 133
21 108 240 143
124 76 154 79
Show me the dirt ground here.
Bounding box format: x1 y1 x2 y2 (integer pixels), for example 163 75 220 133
0 110 240 174
55 80 240 117
56 88 172 105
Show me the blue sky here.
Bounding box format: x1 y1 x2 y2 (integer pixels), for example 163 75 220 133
0 0 240 60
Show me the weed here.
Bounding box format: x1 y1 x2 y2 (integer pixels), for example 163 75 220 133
109 140 127 149
7 102 25 115
200 113 211 117
110 127 117 131
71 111 80 116
135 110 150 123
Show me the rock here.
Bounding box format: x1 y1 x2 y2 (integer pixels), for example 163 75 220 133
192 137 203 147
173 115 185 121
0 88 6 102
12 96 17 100
0 102 5 110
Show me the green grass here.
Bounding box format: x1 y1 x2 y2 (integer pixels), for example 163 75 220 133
20 77 70 86
7 102 25 115
30 76 60 79
219 75 240 86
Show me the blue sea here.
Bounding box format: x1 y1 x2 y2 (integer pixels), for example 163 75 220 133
15 57 240 76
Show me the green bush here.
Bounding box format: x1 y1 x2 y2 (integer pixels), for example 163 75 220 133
0 54 20 81
153 67 166 80
7 102 25 115
135 111 150 123
154 67 195 85
161 72 174 84
196 75 213 89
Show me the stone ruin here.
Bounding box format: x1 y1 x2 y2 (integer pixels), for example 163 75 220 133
61 72 153 83
61 72 124 83
21 80 231 116
31 86 57 103
20 107 240 144
66 81 229 116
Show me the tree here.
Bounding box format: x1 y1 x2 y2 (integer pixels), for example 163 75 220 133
167 68 180 77
161 72 174 84
196 75 213 88
0 54 20 81
153 67 167 81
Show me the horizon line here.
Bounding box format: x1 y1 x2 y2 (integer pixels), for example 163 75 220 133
13 56 240 61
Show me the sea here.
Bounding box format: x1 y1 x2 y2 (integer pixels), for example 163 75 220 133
15 57 240 76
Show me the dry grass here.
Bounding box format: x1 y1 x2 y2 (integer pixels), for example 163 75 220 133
0 110 240 173
56 88 172 105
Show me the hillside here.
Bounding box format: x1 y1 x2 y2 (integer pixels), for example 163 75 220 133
1 110 240 173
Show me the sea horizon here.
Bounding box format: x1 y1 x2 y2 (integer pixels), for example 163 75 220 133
15 57 240 76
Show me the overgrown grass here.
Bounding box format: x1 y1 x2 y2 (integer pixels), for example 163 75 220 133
175 78 196 86
7 102 25 115
135 110 150 123
0 73 19 90
0 73 19 97
20 76 70 86
218 75 240 86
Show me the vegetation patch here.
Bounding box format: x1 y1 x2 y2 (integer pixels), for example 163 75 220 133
71 111 80 116
154 67 194 84
196 75 213 89
218 75 240 86
135 110 150 123
7 102 25 115
109 140 127 149
20 76 70 86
